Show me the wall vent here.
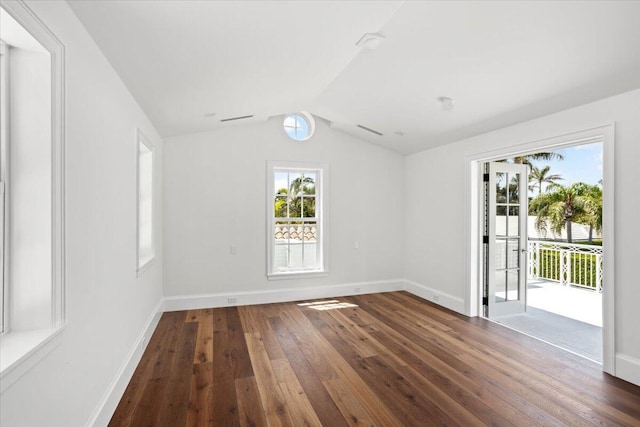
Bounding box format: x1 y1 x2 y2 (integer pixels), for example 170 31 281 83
220 115 254 122
357 124 383 136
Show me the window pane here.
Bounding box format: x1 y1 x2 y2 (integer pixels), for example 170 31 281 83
138 140 153 265
303 173 316 194
303 222 317 242
302 242 317 267
295 127 309 140
507 271 519 301
273 241 288 270
509 173 520 204
274 195 287 218
496 172 507 203
495 271 506 302
495 239 506 269
302 196 315 218
287 197 300 218
508 206 519 236
274 172 289 194
495 206 507 237
289 172 302 195
295 115 308 130
283 115 296 128
507 238 519 269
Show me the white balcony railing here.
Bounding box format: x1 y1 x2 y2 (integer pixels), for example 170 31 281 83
528 240 603 292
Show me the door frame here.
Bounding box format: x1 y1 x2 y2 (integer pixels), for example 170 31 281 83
464 124 615 374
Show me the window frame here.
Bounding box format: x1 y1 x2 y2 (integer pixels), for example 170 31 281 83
0 39 8 334
266 161 329 280
0 0 66 390
136 129 155 275
283 111 315 142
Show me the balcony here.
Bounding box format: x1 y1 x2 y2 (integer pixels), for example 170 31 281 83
528 240 603 292
494 240 603 362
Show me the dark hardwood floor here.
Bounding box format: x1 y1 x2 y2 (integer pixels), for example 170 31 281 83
109 292 640 426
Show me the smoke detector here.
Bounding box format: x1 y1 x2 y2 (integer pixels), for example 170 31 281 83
439 97 454 111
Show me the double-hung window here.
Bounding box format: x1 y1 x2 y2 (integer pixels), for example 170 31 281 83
267 161 328 279
0 1 65 386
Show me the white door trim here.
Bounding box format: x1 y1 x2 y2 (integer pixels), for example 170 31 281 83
464 124 615 375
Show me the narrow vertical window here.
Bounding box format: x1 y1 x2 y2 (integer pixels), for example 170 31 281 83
267 161 328 279
0 39 8 333
137 130 154 274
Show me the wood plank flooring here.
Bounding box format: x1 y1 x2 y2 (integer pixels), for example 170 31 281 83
109 292 640 426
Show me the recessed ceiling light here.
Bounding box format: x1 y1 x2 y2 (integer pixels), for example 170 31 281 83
439 97 454 111
356 32 385 50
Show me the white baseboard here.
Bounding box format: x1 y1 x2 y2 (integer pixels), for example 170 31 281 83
86 299 163 427
162 279 405 312
403 280 465 314
615 354 640 387
161 278 466 316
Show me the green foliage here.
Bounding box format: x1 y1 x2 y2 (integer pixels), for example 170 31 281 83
530 182 591 243
274 175 316 219
528 165 563 195
530 181 603 243
534 248 600 289
573 183 603 243
509 152 565 165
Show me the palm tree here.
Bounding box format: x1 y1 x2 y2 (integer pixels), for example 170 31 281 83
287 175 316 218
512 152 564 165
529 165 563 195
573 183 603 244
530 182 588 243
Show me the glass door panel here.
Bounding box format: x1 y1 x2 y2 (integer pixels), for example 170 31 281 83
487 162 528 317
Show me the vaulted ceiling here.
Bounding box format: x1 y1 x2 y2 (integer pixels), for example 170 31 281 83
68 1 640 155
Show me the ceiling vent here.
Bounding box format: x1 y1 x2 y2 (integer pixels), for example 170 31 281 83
357 124 383 136
220 115 254 122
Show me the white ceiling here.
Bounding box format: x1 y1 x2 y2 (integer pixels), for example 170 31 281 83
68 0 640 155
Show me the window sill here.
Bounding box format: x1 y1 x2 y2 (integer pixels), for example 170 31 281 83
267 270 328 281
0 326 65 393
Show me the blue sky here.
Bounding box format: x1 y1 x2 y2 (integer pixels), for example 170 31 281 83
533 141 603 192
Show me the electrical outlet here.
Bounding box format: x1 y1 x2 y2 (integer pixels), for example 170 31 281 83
354 241 359 249
433 294 440 302
354 287 361 293
230 245 237 255
227 297 238 304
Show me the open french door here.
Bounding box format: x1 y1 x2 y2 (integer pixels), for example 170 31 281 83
485 162 528 317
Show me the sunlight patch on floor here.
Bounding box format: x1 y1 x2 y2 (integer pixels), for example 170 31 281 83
297 300 358 311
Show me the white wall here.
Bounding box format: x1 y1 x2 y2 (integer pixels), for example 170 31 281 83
164 118 404 298
0 1 164 426
405 89 640 381
8 46 52 330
